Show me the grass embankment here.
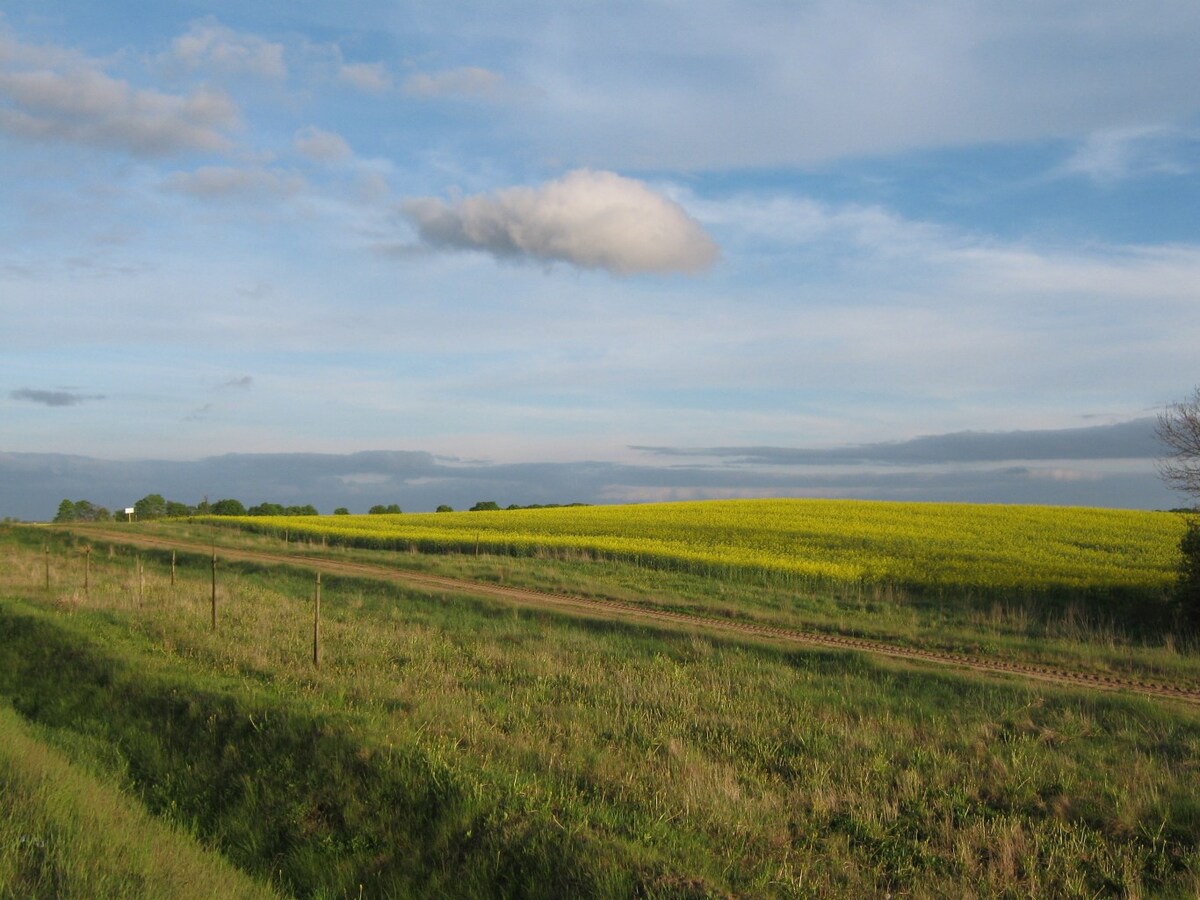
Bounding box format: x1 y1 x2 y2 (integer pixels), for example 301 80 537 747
2 526 1200 896
0 702 278 899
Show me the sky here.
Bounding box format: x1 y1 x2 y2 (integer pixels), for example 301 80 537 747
2 1 1198 517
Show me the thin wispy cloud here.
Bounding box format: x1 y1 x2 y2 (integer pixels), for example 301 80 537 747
338 61 391 93
403 67 503 99
11 388 105 407
162 165 305 200
1059 126 1195 183
294 125 352 163
167 17 286 81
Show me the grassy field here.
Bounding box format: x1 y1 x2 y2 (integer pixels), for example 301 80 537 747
2 520 1199 897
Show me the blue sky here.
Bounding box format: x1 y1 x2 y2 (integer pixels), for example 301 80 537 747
2 1 1198 515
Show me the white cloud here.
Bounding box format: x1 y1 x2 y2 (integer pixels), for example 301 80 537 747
403 66 502 99
949 243 1200 304
0 30 237 156
163 165 305 199
338 61 391 92
294 125 352 163
169 18 286 80
512 0 1200 169
1059 126 1194 183
402 169 719 275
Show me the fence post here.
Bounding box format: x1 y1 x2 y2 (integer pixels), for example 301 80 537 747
313 571 322 668
84 546 91 597
44 544 50 592
210 544 218 632
137 555 144 607
171 550 176 588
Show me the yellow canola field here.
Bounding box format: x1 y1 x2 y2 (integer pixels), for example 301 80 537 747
218 499 1187 593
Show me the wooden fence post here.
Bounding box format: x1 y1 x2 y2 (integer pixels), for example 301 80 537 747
313 571 322 668
137 555 144 607
171 550 176 587
84 546 91 597
211 545 218 632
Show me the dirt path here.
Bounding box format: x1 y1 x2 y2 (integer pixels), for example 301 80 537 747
57 527 1200 707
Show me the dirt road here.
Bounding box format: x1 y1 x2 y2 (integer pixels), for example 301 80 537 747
56 527 1200 707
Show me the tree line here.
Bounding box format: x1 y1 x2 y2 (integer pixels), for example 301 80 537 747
53 494 320 522
52 496 591 522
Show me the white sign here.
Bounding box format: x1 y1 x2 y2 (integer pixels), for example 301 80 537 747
124 507 135 515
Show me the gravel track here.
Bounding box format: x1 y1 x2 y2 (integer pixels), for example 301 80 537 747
58 528 1200 707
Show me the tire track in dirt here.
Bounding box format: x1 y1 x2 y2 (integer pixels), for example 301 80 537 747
56 527 1200 707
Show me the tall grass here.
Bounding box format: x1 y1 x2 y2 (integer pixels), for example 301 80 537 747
71 515 1199 685
3 529 1200 896
0 701 278 899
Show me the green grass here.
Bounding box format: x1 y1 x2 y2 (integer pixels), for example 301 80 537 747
4 525 1200 896
63 517 1200 687
0 700 278 899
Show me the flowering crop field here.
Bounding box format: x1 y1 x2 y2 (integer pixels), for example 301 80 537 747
208 499 1187 595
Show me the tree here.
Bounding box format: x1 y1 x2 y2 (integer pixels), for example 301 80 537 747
134 493 166 521
333 507 350 515
73 500 110 522
1157 386 1200 504
54 499 77 523
436 505 454 513
210 498 247 516
165 501 192 518
1158 386 1200 631
368 504 401 514
1177 520 1200 632
469 501 500 511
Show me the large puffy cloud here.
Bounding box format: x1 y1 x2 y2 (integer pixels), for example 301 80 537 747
0 30 236 156
402 169 719 275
